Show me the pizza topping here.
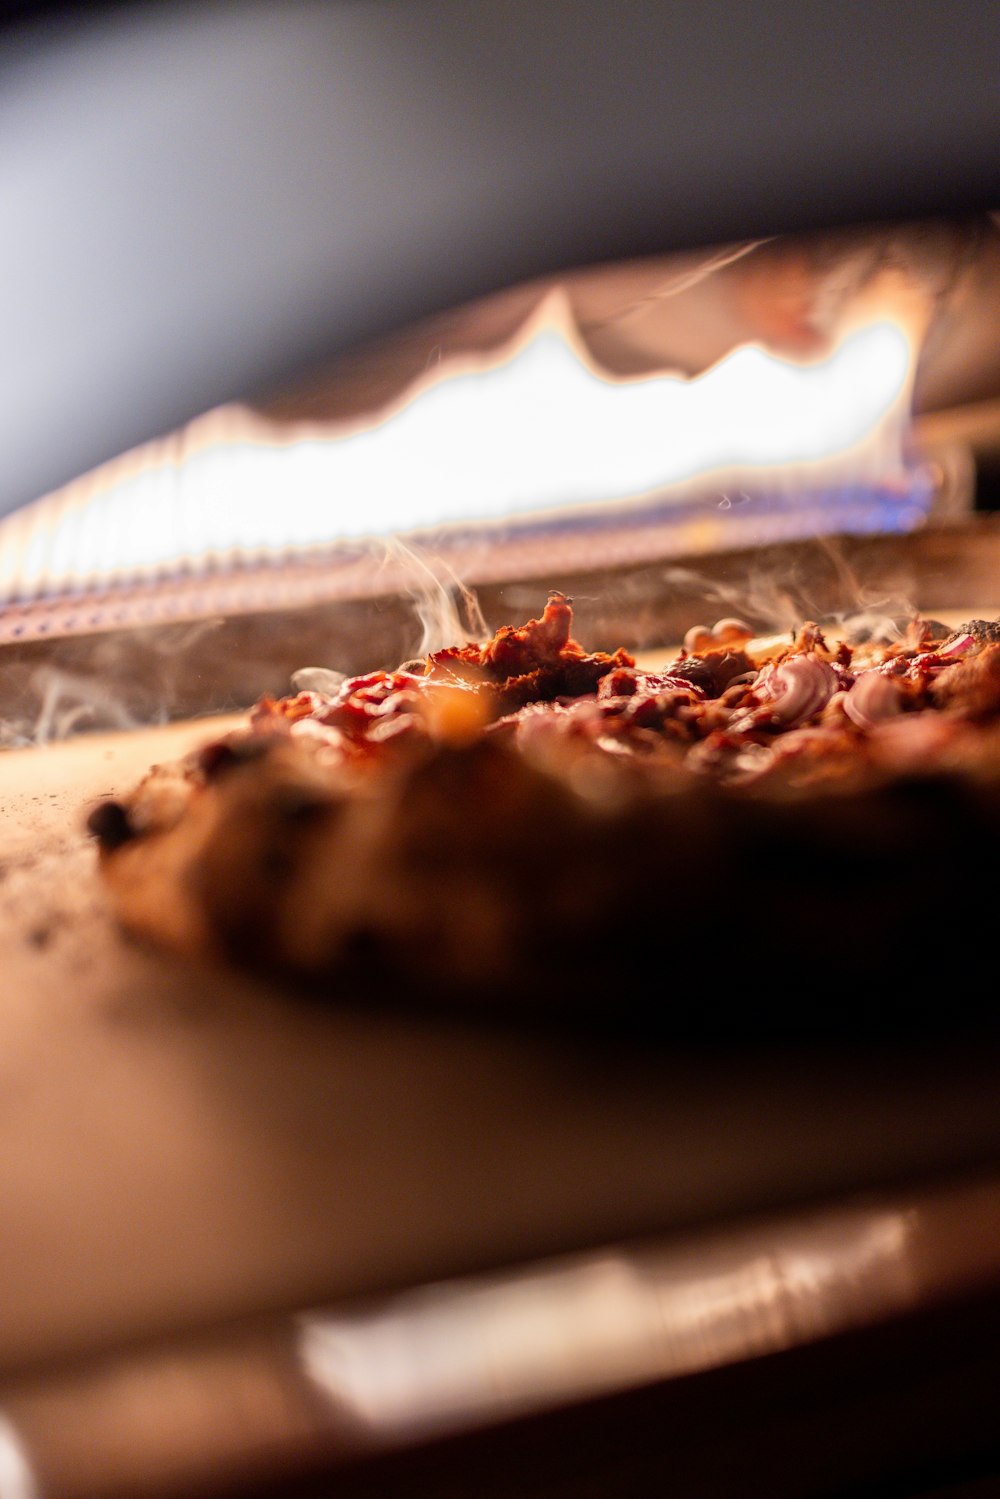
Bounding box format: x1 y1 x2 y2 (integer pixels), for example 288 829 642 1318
318 672 426 731
289 666 349 695
231 597 1000 791
725 721 868 790
473 592 635 709
763 655 843 725
937 630 977 657
479 591 577 678
727 654 843 734
419 680 493 745
958 619 1000 646
930 641 1000 718
662 650 754 697
842 670 903 729
597 667 705 703
867 710 969 772
682 617 754 653
289 718 344 749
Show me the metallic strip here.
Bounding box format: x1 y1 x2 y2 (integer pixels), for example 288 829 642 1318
1 1172 998 1498
0 1417 37 1499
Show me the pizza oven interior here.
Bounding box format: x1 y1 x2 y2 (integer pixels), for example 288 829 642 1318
2 5 1000 1498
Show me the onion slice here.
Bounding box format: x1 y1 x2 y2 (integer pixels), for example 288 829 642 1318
755 655 841 728
843 670 902 729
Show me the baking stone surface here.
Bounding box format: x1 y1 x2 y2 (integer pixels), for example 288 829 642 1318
0 681 998 1380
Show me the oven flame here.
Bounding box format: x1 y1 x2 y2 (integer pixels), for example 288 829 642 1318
0 284 928 606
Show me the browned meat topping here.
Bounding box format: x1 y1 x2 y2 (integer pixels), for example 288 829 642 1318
152 595 1000 803
931 641 1000 718
474 592 635 710
665 649 755 697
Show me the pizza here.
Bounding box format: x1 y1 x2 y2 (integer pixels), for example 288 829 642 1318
87 592 1000 1032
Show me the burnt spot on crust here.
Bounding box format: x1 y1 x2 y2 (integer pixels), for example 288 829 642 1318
270 784 338 826
86 799 135 850
197 734 276 780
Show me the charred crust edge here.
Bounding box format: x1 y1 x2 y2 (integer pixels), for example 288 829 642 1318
958 618 1000 645
86 799 135 851
197 735 275 780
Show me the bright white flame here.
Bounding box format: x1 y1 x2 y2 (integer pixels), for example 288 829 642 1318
0 290 920 601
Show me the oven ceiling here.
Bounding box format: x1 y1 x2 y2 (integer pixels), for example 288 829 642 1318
3 0 1000 519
